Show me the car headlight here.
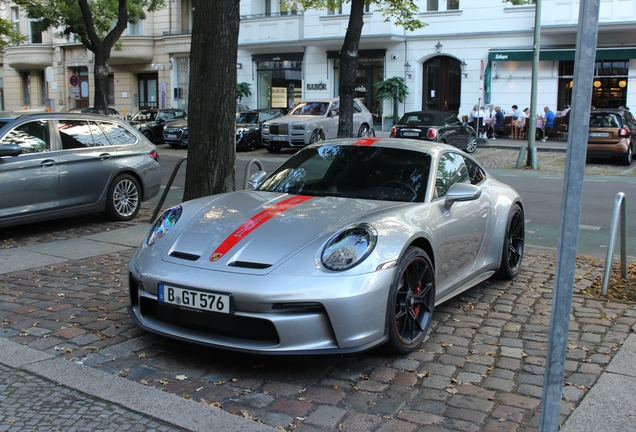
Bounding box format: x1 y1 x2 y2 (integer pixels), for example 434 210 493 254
292 124 306 130
262 124 270 131
321 224 377 271
147 206 182 246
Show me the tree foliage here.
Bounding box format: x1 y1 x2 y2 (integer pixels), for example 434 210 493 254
289 1 425 137
14 0 166 113
0 1 27 47
236 82 252 101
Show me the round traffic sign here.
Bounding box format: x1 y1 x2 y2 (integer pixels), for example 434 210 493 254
70 75 79 87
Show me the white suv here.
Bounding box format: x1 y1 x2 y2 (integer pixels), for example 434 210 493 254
261 98 373 153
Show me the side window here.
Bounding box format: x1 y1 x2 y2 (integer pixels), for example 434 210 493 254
175 110 186 118
1 120 50 154
435 152 470 199
99 122 137 145
353 101 362 113
463 156 486 185
57 120 94 149
89 122 111 146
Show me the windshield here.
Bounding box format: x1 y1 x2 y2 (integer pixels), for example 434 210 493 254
258 145 431 203
236 112 259 124
590 113 620 128
289 102 330 116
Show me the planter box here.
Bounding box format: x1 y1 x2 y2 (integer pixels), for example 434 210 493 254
382 118 394 132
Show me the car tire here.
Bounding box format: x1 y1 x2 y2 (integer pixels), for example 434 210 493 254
358 124 371 137
621 143 633 166
494 203 525 280
142 130 154 142
243 134 258 152
386 246 435 355
309 131 324 144
266 145 280 153
465 136 477 153
104 174 141 221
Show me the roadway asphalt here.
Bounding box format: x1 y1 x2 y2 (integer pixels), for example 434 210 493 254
1 134 635 432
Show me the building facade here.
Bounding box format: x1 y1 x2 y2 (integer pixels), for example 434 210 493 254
1 0 635 127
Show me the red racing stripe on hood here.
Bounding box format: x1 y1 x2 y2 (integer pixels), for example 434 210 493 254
354 137 382 146
209 195 314 262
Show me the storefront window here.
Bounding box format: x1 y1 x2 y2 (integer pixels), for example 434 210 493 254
558 60 628 110
333 56 384 125
256 60 302 109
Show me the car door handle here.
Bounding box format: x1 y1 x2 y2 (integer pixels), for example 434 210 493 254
40 159 56 167
99 153 112 160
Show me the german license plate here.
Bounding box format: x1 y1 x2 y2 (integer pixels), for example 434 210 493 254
272 136 286 141
158 284 231 314
403 131 420 137
589 132 609 137
165 134 177 139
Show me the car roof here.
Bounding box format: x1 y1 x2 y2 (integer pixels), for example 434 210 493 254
304 136 458 156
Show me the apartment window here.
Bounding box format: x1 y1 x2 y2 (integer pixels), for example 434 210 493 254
427 0 459 11
128 19 143 36
11 7 19 33
181 0 193 30
29 19 45 44
281 0 298 14
328 1 343 15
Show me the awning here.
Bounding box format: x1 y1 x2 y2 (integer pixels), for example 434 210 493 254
252 52 304 62
488 47 636 62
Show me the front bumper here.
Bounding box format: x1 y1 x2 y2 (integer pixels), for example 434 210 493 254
127 257 394 354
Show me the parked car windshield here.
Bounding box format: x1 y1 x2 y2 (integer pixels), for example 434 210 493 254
236 112 259 124
289 102 330 116
131 110 158 122
257 145 431 203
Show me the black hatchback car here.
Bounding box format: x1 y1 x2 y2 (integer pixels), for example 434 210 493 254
390 110 478 153
236 108 286 151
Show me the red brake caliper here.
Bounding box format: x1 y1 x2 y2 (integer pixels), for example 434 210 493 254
412 282 422 316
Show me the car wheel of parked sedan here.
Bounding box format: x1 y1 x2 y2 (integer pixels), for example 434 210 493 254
494 203 525 280
358 124 371 137
621 143 633 166
386 246 435 355
309 131 324 144
465 136 477 153
243 134 258 151
266 145 281 153
104 174 141 221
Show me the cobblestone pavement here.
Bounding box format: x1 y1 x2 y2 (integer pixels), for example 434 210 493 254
2 146 636 431
0 364 185 431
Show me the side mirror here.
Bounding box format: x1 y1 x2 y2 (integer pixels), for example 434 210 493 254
443 182 481 210
329 110 338 118
248 171 268 189
0 144 23 157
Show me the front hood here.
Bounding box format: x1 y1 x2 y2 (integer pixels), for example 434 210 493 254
268 115 324 125
161 191 407 273
168 119 188 128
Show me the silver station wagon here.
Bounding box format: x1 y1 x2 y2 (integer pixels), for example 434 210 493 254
0 112 162 228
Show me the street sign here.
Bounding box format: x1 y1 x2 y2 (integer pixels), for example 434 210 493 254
70 75 79 87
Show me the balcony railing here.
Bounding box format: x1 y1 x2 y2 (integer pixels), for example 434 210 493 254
240 11 303 20
162 29 193 36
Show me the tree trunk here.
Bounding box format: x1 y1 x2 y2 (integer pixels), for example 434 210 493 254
336 0 365 138
183 0 240 201
93 52 110 114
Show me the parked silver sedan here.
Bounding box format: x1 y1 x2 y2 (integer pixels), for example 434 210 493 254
0 112 162 228
128 137 524 355
261 97 373 152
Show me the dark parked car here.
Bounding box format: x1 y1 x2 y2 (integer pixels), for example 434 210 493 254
391 110 478 153
163 117 188 148
0 112 162 228
236 109 286 151
129 108 187 143
587 108 636 165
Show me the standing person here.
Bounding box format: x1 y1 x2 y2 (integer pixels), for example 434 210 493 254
542 106 556 141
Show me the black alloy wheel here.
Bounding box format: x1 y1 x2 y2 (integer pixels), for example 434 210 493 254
494 203 525 280
386 246 435 355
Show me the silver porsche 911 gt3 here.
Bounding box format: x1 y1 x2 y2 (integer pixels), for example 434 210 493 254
128 137 524 355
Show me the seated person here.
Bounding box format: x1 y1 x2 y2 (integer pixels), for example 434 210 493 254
493 106 505 139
